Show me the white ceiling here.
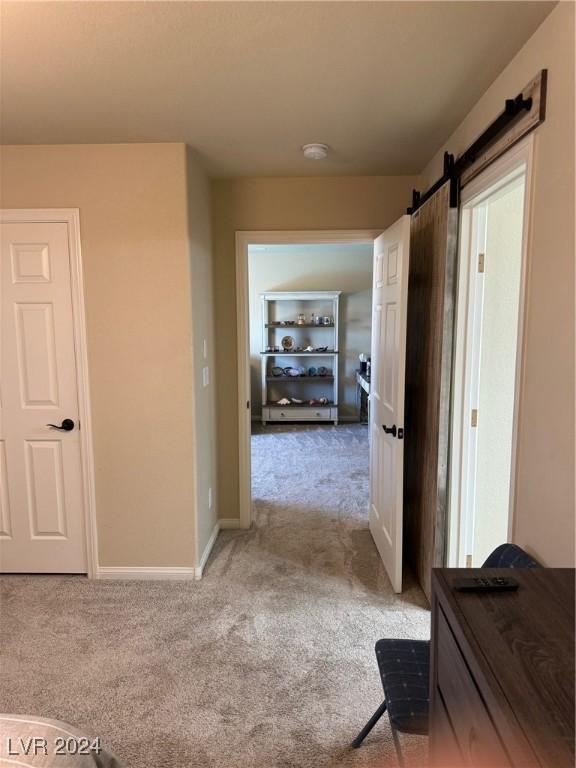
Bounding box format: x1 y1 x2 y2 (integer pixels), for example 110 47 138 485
1 1 556 177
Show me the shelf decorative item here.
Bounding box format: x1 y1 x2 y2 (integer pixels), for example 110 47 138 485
260 291 340 425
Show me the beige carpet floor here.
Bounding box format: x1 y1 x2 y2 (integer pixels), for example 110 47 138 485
0 423 429 768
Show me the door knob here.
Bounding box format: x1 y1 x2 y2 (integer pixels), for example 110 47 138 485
382 424 397 437
47 419 75 432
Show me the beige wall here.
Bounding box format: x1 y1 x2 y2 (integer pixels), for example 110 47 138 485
248 244 373 419
212 175 418 520
422 2 575 566
186 147 218 558
1 143 198 567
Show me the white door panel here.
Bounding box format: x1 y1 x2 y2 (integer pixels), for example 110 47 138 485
1 221 86 572
369 216 410 593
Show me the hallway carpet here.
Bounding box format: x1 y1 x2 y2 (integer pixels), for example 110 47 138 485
0 423 429 768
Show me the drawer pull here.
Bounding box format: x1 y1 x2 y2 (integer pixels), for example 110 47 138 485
280 412 285 417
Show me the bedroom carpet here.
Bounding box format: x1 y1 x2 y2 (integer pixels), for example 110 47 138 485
0 423 429 768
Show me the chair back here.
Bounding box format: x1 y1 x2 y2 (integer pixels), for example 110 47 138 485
482 543 541 568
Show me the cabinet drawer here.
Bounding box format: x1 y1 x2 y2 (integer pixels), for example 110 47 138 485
265 406 333 421
437 607 511 767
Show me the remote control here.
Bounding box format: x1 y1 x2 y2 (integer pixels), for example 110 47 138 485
453 576 519 592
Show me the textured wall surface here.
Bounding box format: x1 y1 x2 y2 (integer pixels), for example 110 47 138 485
1 143 198 567
422 2 575 566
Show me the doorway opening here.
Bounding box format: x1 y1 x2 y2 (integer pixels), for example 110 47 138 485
235 231 379 529
449 138 533 567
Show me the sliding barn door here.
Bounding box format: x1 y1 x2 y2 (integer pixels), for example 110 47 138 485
404 182 458 599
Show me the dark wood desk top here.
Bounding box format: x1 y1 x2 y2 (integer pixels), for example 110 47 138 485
432 568 575 768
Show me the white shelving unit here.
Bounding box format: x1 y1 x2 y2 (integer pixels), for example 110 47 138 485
260 291 340 425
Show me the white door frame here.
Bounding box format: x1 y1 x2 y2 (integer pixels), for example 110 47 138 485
448 136 534 566
1 209 99 577
235 229 381 528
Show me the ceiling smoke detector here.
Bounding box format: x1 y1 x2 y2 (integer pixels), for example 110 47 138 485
302 143 329 160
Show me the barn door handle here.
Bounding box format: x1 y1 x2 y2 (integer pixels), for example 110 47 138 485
47 419 75 432
382 424 397 437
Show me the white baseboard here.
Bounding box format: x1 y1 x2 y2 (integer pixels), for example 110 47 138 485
95 521 243 581
194 521 220 580
97 566 196 580
219 518 242 529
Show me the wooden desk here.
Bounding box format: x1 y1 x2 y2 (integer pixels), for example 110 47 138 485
430 568 575 768
355 370 370 423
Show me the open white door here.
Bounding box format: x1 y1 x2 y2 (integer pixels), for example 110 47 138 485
369 216 410 593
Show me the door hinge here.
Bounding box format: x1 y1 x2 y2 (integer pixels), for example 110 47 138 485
247 400 250 409
466 554 473 568
471 409 478 427
478 253 485 273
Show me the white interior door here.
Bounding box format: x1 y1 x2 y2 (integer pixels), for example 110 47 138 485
369 216 410 593
1 220 87 572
